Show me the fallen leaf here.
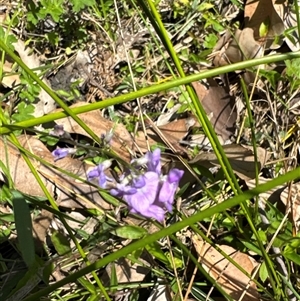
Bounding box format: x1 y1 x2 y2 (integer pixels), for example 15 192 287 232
56 102 191 161
102 257 150 285
189 144 269 180
192 79 237 140
280 184 300 230
0 135 111 210
32 209 53 251
212 28 264 67
0 57 21 88
192 235 259 301
245 0 285 47
225 28 264 63
55 103 144 162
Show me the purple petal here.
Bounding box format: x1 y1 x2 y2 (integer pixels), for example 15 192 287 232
52 148 70 161
146 148 161 174
98 171 107 188
158 169 184 211
87 161 112 188
131 148 161 174
124 172 159 215
131 204 165 222
132 176 146 188
167 169 184 183
87 168 100 180
110 183 137 198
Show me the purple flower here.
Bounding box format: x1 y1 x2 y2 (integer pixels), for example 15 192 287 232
87 148 184 222
158 169 184 212
122 172 166 221
132 148 161 174
145 148 161 174
110 183 137 198
52 148 75 161
87 161 112 188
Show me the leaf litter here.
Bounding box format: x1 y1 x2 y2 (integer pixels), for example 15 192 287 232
1 0 300 300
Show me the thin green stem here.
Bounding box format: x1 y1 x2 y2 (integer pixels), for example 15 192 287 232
0 52 299 135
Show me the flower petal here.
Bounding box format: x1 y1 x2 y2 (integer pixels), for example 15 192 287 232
87 161 113 188
124 172 159 215
158 169 184 211
52 148 73 161
130 204 165 222
146 148 161 173
110 183 137 198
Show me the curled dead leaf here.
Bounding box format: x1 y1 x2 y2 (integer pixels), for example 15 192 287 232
245 0 285 48
192 235 259 301
189 144 270 180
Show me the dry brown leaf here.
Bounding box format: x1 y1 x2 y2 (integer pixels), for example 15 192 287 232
158 118 195 141
244 0 285 48
102 257 150 286
192 235 259 301
32 209 53 251
225 28 264 63
192 80 237 140
56 102 191 161
0 135 111 210
0 57 21 88
280 184 300 230
213 28 264 67
55 103 146 161
12 38 56 115
189 144 269 180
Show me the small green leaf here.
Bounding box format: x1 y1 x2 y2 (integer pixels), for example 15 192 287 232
12 191 35 267
259 18 270 38
12 103 35 122
51 230 71 255
238 238 262 256
110 262 118 293
259 261 268 282
257 230 267 244
166 252 183 269
70 0 96 12
111 225 147 239
0 213 15 222
146 242 169 265
197 3 214 11
203 33 218 49
289 237 300 249
39 0 64 22
77 277 97 294
283 250 300 266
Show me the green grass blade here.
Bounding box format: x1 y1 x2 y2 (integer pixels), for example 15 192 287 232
0 52 299 135
12 191 35 267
